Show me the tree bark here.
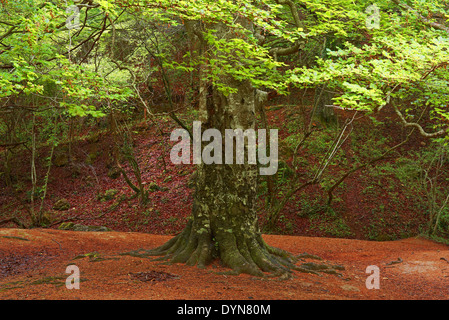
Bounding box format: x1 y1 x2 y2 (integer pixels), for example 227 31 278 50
145 69 299 276
139 21 304 277
123 18 347 277
313 83 336 126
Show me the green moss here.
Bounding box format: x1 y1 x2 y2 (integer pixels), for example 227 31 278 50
31 275 66 286
58 222 111 232
58 222 75 230
71 252 118 262
148 182 160 192
53 198 71 211
97 189 119 201
0 281 26 292
2 236 29 241
52 153 69 167
107 166 121 179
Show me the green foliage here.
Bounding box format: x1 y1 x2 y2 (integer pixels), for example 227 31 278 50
350 127 389 164
0 0 131 117
2 0 449 239
287 1 449 142
309 207 355 238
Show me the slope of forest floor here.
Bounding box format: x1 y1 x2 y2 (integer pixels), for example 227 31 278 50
0 101 439 240
0 228 448 300
1 99 448 300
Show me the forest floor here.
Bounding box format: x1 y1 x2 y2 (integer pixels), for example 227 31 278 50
0 228 448 300
1 96 448 300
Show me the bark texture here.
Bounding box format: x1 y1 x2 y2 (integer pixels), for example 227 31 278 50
134 22 343 278
144 74 297 276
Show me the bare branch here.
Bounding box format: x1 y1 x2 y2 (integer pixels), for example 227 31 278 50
393 104 447 138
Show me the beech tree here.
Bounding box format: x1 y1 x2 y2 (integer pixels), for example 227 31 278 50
117 0 376 276
125 0 321 277
2 0 448 276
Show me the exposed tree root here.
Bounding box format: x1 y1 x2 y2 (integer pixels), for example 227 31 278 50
0 217 27 228
120 221 345 279
297 253 323 261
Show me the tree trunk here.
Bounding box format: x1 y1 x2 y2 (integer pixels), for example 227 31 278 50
135 22 342 278
144 70 298 276
314 84 337 126
139 17 297 275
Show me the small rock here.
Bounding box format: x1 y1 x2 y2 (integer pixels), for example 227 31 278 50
73 224 111 232
98 189 119 201
300 282 313 287
58 222 111 232
340 284 360 292
53 198 71 211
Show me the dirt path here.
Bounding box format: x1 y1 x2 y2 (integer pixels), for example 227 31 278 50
0 228 448 300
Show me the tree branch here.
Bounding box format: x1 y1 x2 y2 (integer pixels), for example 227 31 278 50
393 104 447 138
392 0 449 33
269 0 305 57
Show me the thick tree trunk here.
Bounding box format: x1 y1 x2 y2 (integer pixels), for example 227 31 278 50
188 76 275 275
132 22 344 278
144 74 296 276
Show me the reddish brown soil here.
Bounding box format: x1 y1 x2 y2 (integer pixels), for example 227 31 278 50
1 228 448 300
1 96 448 301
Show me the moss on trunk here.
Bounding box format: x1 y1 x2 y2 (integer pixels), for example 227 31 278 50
134 22 343 278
